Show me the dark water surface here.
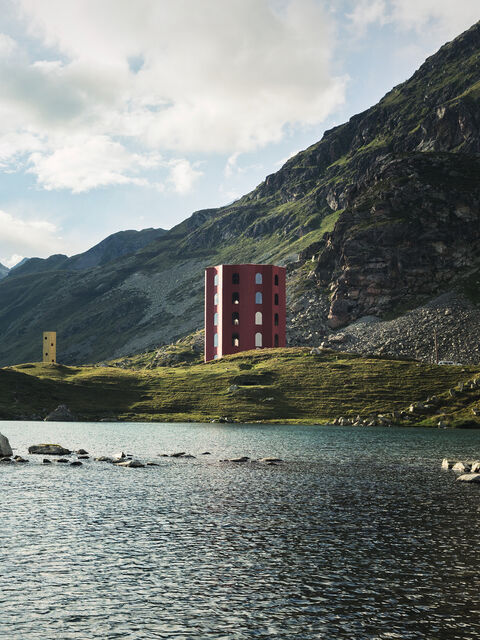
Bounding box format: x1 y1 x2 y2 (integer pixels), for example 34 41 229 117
1 421 479 639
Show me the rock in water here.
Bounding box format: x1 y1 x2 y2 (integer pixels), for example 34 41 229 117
441 458 455 470
44 404 76 422
28 444 72 455
116 460 145 468
456 473 480 483
0 433 13 457
452 461 471 473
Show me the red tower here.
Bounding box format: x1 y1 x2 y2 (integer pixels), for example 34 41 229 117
204 264 286 362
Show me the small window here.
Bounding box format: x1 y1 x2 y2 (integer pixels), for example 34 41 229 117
255 292 262 304
214 333 218 347
213 313 218 326
274 334 279 347
44 336 47 340
232 272 240 284
255 272 262 285
274 293 279 305
214 273 219 286
255 311 262 325
274 274 279 286
232 333 240 347
45 352 48 356
232 312 239 326
51 343 54 347
214 293 219 305
274 313 279 326
255 332 262 347
232 292 240 304
214 354 218 360
51 359 55 362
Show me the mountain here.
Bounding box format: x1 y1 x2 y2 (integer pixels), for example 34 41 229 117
0 263 9 280
0 22 479 366
10 228 166 277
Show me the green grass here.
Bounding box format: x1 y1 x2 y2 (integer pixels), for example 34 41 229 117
1 348 478 426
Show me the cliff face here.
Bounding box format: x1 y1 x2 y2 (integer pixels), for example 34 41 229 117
0 263 9 280
0 22 479 365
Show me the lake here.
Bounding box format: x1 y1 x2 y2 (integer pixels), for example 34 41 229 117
1 421 479 639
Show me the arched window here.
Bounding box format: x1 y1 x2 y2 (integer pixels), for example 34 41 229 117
255 332 262 347
274 293 279 305
255 291 262 304
232 292 240 304
213 312 218 326
214 333 218 347
232 333 240 347
214 293 219 305
214 273 219 286
274 274 279 286
255 311 262 325
274 313 279 326
232 312 239 326
274 334 279 347
232 272 240 284
255 272 262 284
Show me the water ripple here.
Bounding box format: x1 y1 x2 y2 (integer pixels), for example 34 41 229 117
0 422 479 639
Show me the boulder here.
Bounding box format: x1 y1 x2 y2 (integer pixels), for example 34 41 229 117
44 404 76 422
29 444 72 455
95 456 114 462
227 456 250 463
70 461 83 467
116 459 145 468
76 449 89 455
170 452 186 458
42 459 52 464
14 455 28 463
470 461 480 473
456 473 480 483
259 457 283 463
452 461 470 473
441 458 455 470
55 458 69 463
0 433 13 457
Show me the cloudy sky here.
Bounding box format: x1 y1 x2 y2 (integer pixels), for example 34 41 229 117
0 0 478 267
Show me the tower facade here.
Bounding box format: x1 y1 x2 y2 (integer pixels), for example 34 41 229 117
204 264 286 362
43 331 56 363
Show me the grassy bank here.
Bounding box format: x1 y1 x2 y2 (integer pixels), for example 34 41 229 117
1 348 479 426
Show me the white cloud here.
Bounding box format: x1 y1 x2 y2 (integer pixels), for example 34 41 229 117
0 209 63 262
27 135 159 193
0 0 345 193
346 0 479 40
166 159 203 194
390 0 480 36
347 0 387 34
2 254 24 269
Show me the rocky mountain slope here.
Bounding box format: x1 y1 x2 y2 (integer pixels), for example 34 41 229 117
0 263 8 280
0 21 479 366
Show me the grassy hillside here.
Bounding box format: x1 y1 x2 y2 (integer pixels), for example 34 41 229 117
1 349 479 427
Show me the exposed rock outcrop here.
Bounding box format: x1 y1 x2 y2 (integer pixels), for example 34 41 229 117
44 405 76 422
0 432 13 457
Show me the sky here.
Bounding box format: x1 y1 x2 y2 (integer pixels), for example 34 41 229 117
0 0 478 268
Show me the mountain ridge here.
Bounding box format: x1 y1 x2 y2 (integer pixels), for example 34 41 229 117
0 21 479 366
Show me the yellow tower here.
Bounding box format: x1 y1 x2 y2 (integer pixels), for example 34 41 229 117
43 331 57 363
